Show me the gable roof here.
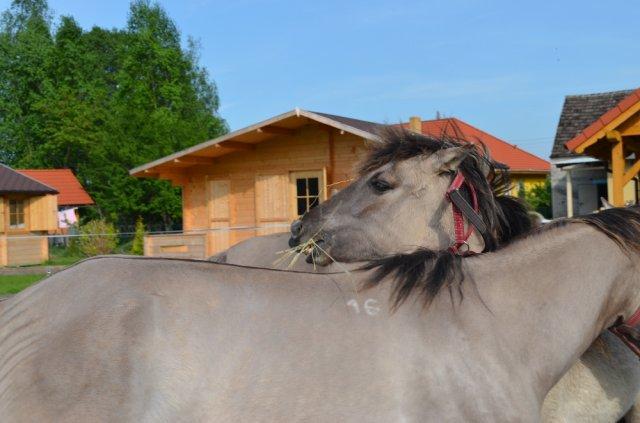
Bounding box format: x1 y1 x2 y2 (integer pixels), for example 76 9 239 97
413 118 550 173
130 108 549 177
130 109 381 176
312 112 387 135
551 89 634 159
0 164 58 195
18 169 93 206
564 88 640 154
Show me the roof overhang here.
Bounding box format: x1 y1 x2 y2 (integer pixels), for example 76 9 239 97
130 109 380 179
565 89 640 155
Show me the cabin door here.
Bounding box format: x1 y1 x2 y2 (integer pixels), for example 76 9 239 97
207 179 231 255
255 173 290 236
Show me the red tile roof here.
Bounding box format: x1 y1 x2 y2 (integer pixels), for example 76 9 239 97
565 88 640 152
402 118 550 172
17 169 94 206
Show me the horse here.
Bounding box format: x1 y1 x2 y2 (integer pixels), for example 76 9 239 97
215 129 640 421
2 207 640 421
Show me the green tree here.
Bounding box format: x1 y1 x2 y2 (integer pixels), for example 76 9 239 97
525 178 552 218
0 0 227 230
0 0 53 163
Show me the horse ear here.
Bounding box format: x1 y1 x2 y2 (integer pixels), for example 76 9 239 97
601 197 614 209
433 147 468 173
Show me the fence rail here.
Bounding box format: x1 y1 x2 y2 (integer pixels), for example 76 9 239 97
0 225 293 266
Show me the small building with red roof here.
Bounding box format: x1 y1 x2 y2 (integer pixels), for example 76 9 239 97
17 169 93 230
0 164 59 266
130 109 549 259
550 88 640 217
17 169 93 208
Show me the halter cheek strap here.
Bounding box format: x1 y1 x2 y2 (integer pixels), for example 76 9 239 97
610 308 640 358
446 171 489 255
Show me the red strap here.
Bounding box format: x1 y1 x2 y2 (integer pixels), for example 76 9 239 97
609 307 640 358
447 172 479 255
626 308 640 327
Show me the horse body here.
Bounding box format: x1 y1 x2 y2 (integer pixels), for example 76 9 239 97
0 257 529 422
2 213 640 421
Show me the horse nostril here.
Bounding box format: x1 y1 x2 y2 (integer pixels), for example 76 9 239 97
289 236 300 248
290 219 303 236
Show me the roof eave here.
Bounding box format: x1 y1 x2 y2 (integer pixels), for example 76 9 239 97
565 89 640 153
130 109 380 177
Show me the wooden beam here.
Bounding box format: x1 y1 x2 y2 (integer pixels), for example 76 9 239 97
620 112 640 137
608 130 625 206
158 172 186 187
173 157 213 166
257 126 295 136
328 129 335 187
216 141 255 151
575 102 640 154
624 158 640 185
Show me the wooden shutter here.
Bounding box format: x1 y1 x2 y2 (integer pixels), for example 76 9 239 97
29 195 58 232
207 179 231 255
255 173 289 236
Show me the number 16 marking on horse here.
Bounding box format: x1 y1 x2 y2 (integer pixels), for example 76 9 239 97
346 299 381 316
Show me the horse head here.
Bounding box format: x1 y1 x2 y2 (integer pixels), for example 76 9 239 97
290 128 532 265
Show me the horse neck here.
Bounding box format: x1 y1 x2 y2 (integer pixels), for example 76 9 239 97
468 224 640 400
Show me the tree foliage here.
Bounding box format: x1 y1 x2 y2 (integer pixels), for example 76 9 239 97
0 0 227 229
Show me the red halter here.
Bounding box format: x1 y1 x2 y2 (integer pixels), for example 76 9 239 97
610 308 640 358
446 171 482 255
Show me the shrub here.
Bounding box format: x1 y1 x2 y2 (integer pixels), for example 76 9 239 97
130 216 145 255
525 178 552 218
77 219 118 256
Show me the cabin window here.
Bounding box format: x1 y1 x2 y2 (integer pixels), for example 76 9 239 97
9 199 25 229
290 171 325 217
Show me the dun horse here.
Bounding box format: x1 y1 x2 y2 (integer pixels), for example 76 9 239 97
217 129 640 421
1 207 640 421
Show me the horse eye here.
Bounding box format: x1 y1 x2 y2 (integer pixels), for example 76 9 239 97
370 178 393 194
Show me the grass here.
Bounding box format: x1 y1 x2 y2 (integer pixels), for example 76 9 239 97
0 274 46 295
43 245 85 266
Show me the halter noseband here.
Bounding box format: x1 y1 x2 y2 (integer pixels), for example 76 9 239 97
446 171 490 255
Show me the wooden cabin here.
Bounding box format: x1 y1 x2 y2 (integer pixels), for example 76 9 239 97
553 88 640 216
0 165 58 266
131 109 550 259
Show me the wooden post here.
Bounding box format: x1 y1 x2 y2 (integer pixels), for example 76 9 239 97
0 235 7 266
328 129 335 188
608 130 625 207
565 168 573 217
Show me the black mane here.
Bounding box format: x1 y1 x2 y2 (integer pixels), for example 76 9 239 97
361 127 532 250
364 206 640 309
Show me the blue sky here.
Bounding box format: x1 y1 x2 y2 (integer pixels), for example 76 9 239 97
3 0 639 159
